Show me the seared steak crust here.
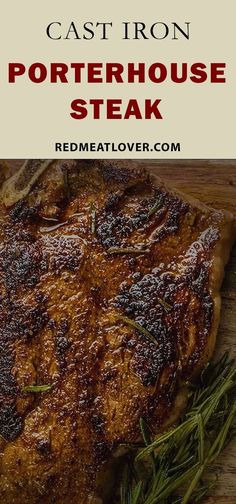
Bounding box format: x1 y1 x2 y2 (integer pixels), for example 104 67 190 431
0 160 235 503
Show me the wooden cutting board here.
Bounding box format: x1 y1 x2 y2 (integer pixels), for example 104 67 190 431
136 160 236 504
2 159 236 503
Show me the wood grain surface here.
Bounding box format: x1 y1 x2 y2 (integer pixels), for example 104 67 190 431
2 159 236 503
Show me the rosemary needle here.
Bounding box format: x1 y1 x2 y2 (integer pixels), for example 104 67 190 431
22 384 52 393
147 196 164 217
91 208 96 234
107 247 150 255
117 315 158 346
140 418 152 446
157 297 172 312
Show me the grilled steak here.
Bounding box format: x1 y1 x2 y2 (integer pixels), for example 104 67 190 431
0 160 235 504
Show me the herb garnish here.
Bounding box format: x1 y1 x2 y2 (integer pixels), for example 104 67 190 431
157 298 172 312
22 384 52 393
117 315 158 346
120 353 236 504
148 196 164 217
107 247 150 255
91 208 96 234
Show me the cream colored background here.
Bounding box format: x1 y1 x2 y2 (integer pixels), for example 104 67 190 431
0 0 236 158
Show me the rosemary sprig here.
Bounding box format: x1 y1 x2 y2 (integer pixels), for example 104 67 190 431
107 247 150 255
117 315 158 346
120 354 236 504
22 384 52 393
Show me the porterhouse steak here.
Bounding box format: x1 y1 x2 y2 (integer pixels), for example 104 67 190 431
0 160 235 503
